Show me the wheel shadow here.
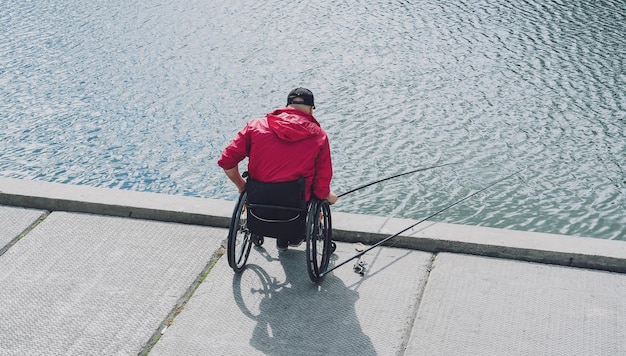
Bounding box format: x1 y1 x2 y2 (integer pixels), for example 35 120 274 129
232 249 376 356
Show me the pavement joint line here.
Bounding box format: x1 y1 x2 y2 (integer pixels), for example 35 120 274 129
0 210 50 257
137 241 227 356
399 253 437 355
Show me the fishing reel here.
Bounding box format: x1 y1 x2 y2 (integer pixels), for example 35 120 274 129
353 242 367 275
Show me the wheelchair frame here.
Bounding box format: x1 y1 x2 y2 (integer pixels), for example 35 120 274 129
227 190 336 283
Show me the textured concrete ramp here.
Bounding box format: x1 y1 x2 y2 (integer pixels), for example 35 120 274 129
0 205 45 248
407 253 626 356
0 212 224 355
151 242 433 355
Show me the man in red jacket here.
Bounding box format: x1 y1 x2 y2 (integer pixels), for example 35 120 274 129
218 87 338 251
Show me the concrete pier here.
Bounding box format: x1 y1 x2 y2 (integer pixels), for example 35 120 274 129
1 177 625 355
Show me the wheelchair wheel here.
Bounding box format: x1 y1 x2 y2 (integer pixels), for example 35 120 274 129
227 191 253 272
305 199 333 282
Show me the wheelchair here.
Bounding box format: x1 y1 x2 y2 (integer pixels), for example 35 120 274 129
226 176 336 282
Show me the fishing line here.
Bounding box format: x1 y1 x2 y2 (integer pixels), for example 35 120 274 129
321 169 524 277
337 161 462 198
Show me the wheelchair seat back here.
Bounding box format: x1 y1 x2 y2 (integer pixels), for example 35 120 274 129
246 177 307 239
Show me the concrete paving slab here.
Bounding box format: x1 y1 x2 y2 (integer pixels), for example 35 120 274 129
150 241 434 355
406 253 626 356
0 212 224 356
0 205 45 250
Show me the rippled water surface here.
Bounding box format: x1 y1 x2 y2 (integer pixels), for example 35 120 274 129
2 0 625 240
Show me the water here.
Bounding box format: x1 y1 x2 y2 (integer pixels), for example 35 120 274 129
1 0 625 240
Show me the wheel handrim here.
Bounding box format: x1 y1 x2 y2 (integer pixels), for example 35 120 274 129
306 200 332 282
228 192 253 271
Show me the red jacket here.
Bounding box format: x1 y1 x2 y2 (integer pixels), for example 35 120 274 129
218 107 333 201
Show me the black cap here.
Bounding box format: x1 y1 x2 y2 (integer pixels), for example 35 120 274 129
287 87 314 107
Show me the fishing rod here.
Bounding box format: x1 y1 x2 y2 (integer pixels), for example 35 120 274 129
321 169 524 277
337 161 463 198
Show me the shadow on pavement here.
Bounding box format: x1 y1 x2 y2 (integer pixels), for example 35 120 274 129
232 249 376 355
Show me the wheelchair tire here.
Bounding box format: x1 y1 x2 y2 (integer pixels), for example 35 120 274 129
227 191 253 272
305 199 333 282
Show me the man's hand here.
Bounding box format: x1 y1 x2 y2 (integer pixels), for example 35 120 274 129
223 167 246 193
326 192 338 205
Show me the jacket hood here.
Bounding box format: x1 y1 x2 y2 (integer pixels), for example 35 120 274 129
266 107 321 142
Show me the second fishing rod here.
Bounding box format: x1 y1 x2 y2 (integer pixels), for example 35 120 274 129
323 169 524 277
